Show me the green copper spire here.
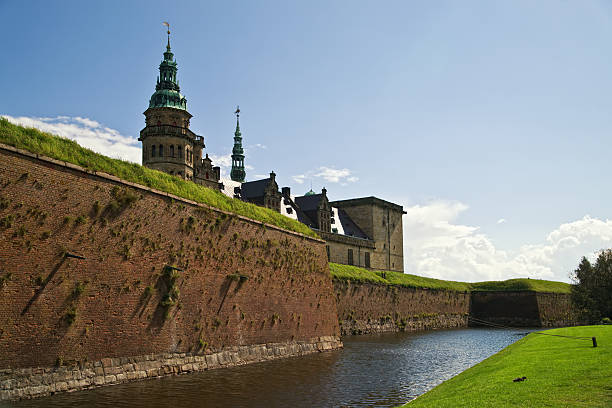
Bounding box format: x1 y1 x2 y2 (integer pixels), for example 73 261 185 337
230 106 246 182
148 23 187 111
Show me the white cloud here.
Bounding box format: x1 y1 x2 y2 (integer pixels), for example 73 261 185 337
497 218 506 224
292 166 358 186
2 115 141 163
293 174 306 184
403 201 612 283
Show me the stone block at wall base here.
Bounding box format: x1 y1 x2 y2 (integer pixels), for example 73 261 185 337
0 337 342 401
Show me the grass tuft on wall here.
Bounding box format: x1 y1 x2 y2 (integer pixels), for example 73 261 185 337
0 118 318 238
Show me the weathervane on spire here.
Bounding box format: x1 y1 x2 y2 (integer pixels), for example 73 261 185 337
235 105 240 119
163 21 170 49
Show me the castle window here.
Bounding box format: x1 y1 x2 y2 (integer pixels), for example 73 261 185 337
157 120 161 126
326 245 330 261
205 172 209 179
151 145 156 157
365 252 370 268
159 145 164 156
170 145 175 157
179 146 183 159
348 249 354 266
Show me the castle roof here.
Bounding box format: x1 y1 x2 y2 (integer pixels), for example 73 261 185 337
240 178 271 199
295 193 323 212
148 30 188 111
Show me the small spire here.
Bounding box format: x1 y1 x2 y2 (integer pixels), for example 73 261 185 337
234 105 241 134
163 22 171 51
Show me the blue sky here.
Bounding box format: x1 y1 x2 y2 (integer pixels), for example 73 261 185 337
3 1 612 282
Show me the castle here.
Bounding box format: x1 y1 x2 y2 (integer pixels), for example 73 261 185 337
139 29 405 272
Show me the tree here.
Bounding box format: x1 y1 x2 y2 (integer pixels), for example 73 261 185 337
570 250 612 323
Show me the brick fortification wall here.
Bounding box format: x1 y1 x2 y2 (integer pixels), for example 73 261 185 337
536 293 576 327
335 283 576 335
0 146 341 399
470 291 576 328
334 280 470 335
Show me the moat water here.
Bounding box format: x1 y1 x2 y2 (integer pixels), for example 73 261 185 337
5 328 530 408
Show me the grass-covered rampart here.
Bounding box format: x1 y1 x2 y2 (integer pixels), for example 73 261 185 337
404 325 612 407
0 118 318 238
329 263 571 293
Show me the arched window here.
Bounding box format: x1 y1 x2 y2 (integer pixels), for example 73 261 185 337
151 145 156 157
170 145 174 157
159 144 164 157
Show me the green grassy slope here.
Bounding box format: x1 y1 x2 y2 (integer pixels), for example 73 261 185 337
329 263 571 293
0 118 318 238
404 325 612 407
471 278 571 294
330 263 471 291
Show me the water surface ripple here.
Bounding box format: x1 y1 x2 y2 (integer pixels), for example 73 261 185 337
5 328 529 408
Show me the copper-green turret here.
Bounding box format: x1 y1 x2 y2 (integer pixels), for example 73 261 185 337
148 26 187 110
230 106 246 182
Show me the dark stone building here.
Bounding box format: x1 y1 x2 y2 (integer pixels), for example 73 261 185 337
279 189 404 272
238 172 282 212
331 197 406 272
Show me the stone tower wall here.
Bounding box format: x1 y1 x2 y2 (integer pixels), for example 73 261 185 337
332 200 404 272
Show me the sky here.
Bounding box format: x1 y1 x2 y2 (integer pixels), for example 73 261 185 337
2 1 612 283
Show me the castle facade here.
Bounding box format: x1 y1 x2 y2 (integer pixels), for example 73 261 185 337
138 30 405 272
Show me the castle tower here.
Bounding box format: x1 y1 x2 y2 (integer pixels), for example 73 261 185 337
139 24 220 190
230 106 246 182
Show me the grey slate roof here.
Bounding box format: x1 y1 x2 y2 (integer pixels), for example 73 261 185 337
336 208 370 239
295 194 322 212
240 178 270 199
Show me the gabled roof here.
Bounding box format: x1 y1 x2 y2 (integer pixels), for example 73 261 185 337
241 178 271 199
335 208 370 239
295 193 323 212
296 210 316 228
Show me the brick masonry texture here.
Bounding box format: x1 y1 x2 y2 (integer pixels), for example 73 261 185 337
0 145 341 396
335 281 577 336
333 280 471 335
469 291 576 327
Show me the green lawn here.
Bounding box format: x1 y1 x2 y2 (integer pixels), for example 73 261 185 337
330 263 571 293
404 325 612 407
0 118 318 238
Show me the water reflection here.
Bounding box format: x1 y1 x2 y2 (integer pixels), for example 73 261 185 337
5 328 529 408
